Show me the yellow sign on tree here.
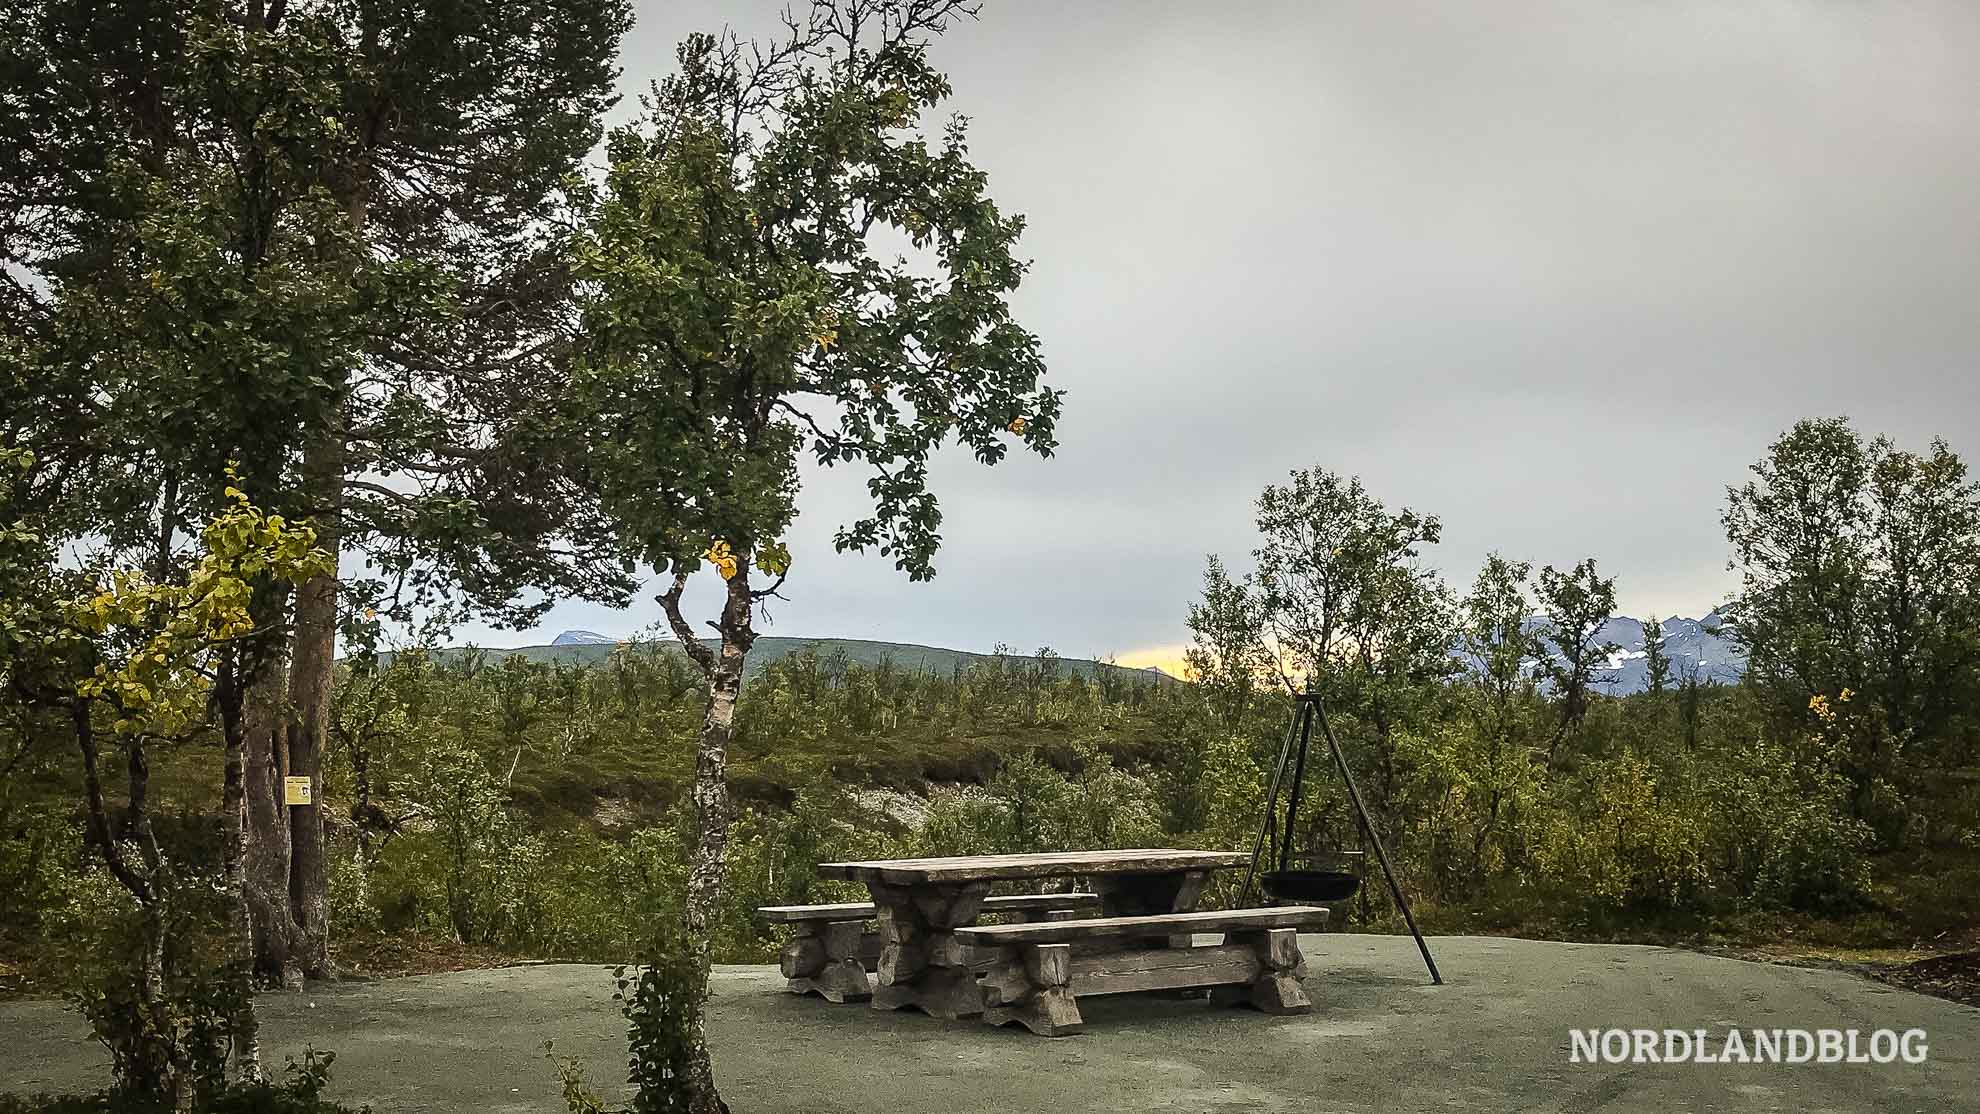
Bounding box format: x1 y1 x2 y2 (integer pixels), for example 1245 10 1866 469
283 777 313 806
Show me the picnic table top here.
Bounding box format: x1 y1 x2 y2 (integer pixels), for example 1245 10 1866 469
815 848 1250 885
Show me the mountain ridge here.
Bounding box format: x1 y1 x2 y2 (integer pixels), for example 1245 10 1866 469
378 613 1744 695
1526 610 1746 695
376 634 1179 686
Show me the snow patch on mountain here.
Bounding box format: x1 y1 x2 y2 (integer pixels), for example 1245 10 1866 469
1576 611 1745 694
1460 610 1746 696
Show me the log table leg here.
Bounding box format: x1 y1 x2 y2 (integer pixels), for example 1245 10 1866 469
1230 927 1311 1014
868 881 990 1019
782 919 872 1003
1091 869 1207 947
1088 869 1216 999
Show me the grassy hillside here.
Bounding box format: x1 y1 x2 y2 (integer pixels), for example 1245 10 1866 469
377 635 1176 685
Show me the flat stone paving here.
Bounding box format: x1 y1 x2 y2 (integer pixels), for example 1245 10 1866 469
4 934 1975 1112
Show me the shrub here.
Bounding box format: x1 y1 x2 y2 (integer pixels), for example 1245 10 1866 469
0 805 81 940
377 746 548 945
537 825 686 961
550 946 706 1114
1702 733 1873 913
914 745 1165 860
325 847 380 937
1533 749 1709 914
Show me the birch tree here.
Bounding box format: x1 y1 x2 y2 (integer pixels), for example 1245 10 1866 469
567 3 1061 1108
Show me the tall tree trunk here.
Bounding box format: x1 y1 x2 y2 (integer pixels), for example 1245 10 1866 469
284 415 343 978
244 620 302 985
254 137 371 982
246 388 346 985
216 653 262 1082
658 566 753 1114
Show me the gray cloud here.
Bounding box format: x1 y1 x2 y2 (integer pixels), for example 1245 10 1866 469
460 0 1980 660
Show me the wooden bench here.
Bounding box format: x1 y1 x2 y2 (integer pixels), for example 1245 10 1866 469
758 893 1103 1003
953 906 1330 1035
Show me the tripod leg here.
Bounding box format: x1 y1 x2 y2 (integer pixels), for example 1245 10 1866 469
1277 704 1314 877
1240 703 1304 906
1313 697 1443 985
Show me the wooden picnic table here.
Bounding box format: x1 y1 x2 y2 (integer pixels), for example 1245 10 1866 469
815 848 1249 1018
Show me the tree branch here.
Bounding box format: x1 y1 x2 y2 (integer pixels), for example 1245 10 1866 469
658 571 716 676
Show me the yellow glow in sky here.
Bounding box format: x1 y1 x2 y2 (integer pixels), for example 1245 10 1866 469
1112 643 1192 680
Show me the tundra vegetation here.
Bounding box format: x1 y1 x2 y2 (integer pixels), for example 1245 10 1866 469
2 0 1978 1112
5 417 1977 1110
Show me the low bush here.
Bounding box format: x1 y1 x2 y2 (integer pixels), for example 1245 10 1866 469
549 946 707 1114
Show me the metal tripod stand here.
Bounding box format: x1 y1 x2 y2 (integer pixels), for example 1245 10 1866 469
1241 689 1442 985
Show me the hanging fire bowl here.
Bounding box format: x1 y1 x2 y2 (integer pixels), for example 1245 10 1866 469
1261 869 1362 903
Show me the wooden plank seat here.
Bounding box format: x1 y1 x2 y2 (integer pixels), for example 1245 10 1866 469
757 892 1102 923
759 893 1103 1003
952 906 1330 1036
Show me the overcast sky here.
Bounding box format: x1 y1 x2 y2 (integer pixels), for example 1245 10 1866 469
455 0 1980 672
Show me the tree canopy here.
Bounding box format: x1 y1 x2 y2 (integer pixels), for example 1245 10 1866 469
568 1 1061 591
1725 416 1980 839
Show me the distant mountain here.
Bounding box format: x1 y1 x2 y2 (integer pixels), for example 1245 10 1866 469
380 635 1177 686
1519 610 1746 695
387 616 1741 696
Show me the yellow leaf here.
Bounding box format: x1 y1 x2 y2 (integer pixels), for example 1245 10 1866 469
705 539 740 579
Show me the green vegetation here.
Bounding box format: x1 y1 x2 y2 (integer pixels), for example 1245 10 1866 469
377 636 1166 687
2 0 1977 1107
3 420 1977 1106
556 1 1063 1102
1188 418 1976 943
8 489 1976 971
6 1 1059 1107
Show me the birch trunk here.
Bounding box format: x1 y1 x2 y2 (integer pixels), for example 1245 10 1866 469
658 566 755 1114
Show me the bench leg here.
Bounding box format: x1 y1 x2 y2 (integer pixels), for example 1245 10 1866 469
981 943 1083 1036
1231 927 1311 1015
779 923 825 990
785 920 872 1003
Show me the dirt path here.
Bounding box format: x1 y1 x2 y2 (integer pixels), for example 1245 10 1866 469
5 934 1975 1113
